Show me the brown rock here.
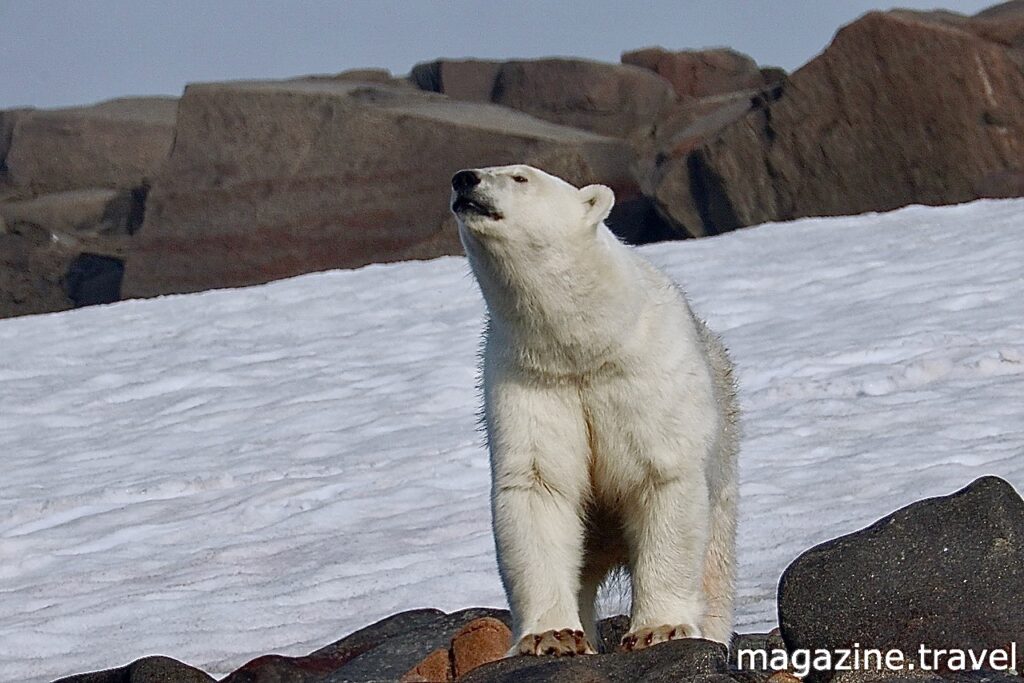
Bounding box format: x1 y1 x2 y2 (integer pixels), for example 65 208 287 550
641 10 1024 237
622 47 768 99
767 672 802 683
121 78 635 298
5 97 177 193
450 617 512 678
411 58 675 137
491 59 675 137
400 647 452 682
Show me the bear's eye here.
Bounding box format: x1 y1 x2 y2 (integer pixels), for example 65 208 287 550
512 175 528 184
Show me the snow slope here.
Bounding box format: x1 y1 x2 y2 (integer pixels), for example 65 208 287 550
2 199 1023 681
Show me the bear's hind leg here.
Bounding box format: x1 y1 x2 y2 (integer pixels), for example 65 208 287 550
699 476 737 644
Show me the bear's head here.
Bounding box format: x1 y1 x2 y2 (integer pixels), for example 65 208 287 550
450 164 615 248
450 164 620 325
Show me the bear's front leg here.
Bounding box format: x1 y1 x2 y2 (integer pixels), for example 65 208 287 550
620 475 711 651
493 483 597 656
487 380 596 656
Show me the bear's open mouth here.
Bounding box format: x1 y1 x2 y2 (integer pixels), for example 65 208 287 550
452 195 503 220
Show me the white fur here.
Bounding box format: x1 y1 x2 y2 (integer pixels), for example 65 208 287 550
452 164 740 649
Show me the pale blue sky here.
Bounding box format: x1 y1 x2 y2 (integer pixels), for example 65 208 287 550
0 0 995 109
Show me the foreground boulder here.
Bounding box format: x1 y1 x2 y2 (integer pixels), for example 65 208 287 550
56 608 744 683
121 78 636 298
53 655 214 682
4 97 176 193
641 9 1024 237
778 476 1024 682
411 58 676 137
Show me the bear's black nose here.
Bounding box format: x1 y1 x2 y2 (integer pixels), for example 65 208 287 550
452 170 481 193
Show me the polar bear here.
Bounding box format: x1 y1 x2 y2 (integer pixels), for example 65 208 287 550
451 164 739 655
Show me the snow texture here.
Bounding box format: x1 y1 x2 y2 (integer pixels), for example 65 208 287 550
2 199 1023 681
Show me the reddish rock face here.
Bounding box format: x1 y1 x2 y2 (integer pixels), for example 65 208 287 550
449 617 512 678
121 78 636 299
5 97 177 193
411 58 676 137
621 47 769 99
642 10 1024 237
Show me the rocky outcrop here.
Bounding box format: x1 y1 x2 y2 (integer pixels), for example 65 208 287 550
621 48 771 99
5 97 176 193
121 77 636 298
411 58 676 137
5 3 1024 318
641 9 1024 237
778 476 1024 683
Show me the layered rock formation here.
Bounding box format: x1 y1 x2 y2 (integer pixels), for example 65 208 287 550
120 78 635 298
3 3 1024 317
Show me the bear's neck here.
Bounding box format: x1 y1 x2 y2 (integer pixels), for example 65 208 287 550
470 227 643 372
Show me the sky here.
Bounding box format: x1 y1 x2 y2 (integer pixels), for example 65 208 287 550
0 0 999 110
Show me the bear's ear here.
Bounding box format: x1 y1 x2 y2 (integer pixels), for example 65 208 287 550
580 184 615 227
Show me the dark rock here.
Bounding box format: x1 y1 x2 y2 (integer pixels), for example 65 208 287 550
5 97 177 193
605 196 681 245
309 608 450 663
621 48 768 99
778 476 1024 683
641 9 1024 238
121 77 636 299
64 253 125 306
596 614 631 654
321 608 509 682
218 607 511 683
939 670 1024 683
51 655 214 683
461 637 728 683
729 633 774 670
